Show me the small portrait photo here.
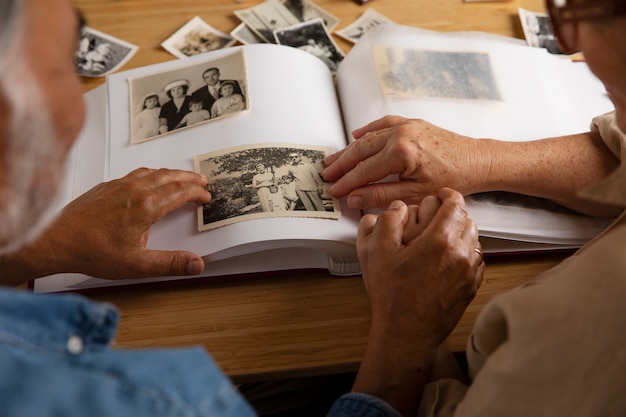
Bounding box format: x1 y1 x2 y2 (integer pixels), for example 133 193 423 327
128 48 248 144
230 23 265 45
282 0 340 31
335 8 394 44
194 143 341 231
233 0 300 43
75 27 138 77
162 16 237 59
373 45 503 101
274 18 345 73
518 8 565 55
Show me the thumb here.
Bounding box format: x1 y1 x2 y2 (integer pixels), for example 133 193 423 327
142 250 206 276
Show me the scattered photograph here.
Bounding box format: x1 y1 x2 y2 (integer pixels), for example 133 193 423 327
518 8 565 55
128 49 248 144
335 8 394 44
283 0 340 31
230 22 266 45
274 18 345 73
194 143 341 231
75 26 138 77
233 0 300 43
373 45 503 101
161 16 237 58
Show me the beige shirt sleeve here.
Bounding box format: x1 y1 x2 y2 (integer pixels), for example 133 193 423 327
417 112 626 417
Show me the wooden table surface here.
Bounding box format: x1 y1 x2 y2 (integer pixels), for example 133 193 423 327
75 0 561 384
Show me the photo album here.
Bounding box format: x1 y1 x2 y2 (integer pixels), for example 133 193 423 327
33 24 615 293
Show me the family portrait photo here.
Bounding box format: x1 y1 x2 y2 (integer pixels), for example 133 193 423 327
128 49 247 144
194 143 341 231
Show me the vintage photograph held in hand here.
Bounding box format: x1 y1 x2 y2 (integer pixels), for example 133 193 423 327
274 18 344 73
233 0 300 43
373 45 503 101
75 26 138 77
128 49 247 144
161 16 236 59
195 143 341 231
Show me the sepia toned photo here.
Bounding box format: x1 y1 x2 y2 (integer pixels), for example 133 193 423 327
518 8 565 55
75 26 138 77
274 18 344 73
373 45 503 101
161 16 236 59
233 0 300 43
283 0 340 31
194 143 341 231
335 8 394 44
128 49 248 144
230 23 265 45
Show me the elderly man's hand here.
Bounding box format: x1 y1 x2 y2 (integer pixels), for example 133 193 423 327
323 116 486 209
2 168 212 284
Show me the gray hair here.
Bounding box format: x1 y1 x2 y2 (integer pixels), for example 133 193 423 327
0 0 22 57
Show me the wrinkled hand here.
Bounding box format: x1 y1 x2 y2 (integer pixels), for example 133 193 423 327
357 188 484 347
42 167 212 279
323 115 485 209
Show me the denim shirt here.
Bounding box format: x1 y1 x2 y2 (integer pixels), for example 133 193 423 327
0 288 256 417
327 393 403 417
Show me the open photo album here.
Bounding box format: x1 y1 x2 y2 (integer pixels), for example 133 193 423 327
33 24 615 293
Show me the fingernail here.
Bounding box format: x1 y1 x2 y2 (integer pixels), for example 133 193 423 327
186 259 204 275
348 195 363 209
389 200 404 210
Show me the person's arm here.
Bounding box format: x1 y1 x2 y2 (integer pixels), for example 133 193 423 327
0 168 212 287
323 116 621 217
341 190 483 416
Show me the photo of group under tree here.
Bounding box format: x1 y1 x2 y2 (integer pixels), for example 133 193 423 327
194 143 341 231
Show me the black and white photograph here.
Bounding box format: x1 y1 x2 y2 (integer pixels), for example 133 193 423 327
233 0 300 43
128 49 247 144
274 18 344 73
335 8 394 44
518 8 565 55
161 16 236 59
282 0 340 32
194 143 341 231
373 45 503 101
230 23 265 45
75 26 138 77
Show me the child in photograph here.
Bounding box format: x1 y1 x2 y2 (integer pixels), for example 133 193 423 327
133 93 161 140
210 81 245 118
175 97 211 129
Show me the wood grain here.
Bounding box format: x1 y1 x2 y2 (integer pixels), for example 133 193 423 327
76 0 556 384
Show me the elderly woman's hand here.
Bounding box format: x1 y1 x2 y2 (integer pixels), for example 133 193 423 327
323 115 486 209
352 188 484 416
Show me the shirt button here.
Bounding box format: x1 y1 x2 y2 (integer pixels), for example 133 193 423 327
67 335 84 355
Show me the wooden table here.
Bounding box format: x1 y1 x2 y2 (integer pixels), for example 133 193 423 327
76 0 561 384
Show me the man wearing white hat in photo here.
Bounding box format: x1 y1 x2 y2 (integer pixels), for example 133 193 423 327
158 78 192 133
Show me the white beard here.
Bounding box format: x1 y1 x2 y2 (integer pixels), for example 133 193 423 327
0 57 71 255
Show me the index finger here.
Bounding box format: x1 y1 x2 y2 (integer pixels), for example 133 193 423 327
323 136 404 199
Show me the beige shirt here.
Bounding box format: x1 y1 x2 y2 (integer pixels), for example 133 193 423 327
418 112 626 417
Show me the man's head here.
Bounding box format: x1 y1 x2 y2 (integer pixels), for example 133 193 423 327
202 67 221 86
547 0 626 131
289 153 301 165
0 0 85 254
